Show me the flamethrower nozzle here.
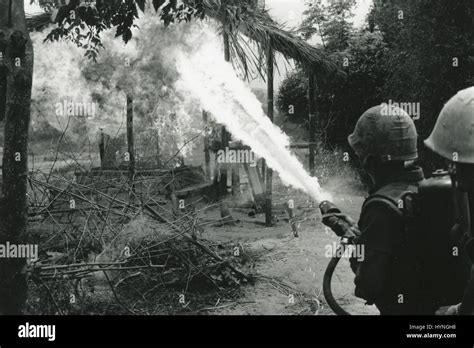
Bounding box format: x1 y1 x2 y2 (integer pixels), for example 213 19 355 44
319 200 341 215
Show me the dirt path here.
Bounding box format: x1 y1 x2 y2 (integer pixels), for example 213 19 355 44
200 185 379 316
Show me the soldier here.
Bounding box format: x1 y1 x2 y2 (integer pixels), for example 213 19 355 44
337 104 427 315
327 95 473 315
424 87 474 315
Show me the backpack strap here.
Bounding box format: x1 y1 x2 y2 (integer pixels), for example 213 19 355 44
361 182 419 262
362 182 418 219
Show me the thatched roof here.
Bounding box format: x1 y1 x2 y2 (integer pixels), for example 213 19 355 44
26 13 51 32
26 1 343 78
201 0 342 78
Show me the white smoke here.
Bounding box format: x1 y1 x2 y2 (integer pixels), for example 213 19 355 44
174 24 332 203
30 12 204 159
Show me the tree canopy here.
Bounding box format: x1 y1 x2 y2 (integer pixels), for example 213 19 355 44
278 0 474 170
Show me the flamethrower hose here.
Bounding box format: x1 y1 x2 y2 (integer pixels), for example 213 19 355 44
323 244 351 316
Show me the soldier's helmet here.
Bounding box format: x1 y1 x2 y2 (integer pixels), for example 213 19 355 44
425 87 474 164
348 104 418 163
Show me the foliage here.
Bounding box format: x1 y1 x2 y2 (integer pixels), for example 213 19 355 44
32 0 205 60
279 0 474 171
299 0 356 52
276 70 309 124
369 0 474 170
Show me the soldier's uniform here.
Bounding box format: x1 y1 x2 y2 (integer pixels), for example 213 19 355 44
350 167 426 315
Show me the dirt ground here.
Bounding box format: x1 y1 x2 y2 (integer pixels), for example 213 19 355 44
199 179 379 316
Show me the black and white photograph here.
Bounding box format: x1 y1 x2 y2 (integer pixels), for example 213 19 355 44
0 0 473 345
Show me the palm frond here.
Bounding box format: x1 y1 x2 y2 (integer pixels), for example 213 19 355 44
201 0 344 79
26 13 51 32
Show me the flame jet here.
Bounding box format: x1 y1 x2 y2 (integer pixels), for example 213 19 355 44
175 29 332 204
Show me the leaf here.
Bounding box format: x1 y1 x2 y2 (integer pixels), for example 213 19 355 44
135 0 146 12
152 0 166 12
122 28 133 43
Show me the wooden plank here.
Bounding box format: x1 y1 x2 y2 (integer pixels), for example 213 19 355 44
243 163 265 207
289 142 317 149
244 164 265 195
231 164 240 196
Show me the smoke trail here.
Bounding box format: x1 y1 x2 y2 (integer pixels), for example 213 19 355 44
175 29 332 203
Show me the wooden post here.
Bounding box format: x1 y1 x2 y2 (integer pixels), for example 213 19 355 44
223 30 231 62
218 31 231 197
155 129 160 168
126 94 135 183
265 39 274 227
308 68 316 176
99 128 106 166
231 163 240 196
202 110 211 180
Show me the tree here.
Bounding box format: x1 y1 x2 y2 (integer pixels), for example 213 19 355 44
299 0 356 52
0 0 34 314
279 0 388 146
280 0 474 164
369 0 474 169
276 70 309 124
40 0 205 60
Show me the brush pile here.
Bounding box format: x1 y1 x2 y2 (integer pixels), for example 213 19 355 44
25 168 251 315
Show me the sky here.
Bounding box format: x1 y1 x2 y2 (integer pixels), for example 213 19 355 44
266 0 373 30
26 1 43 14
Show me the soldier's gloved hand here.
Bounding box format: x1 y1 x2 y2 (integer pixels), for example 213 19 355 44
435 303 461 315
322 213 360 238
322 212 355 226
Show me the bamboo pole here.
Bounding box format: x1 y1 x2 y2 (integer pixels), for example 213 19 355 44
202 110 211 179
308 69 316 176
265 39 274 227
219 31 231 197
126 94 135 189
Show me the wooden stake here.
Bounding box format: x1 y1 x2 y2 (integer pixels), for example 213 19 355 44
219 30 231 198
202 110 211 179
265 39 274 227
126 94 135 189
308 69 316 176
